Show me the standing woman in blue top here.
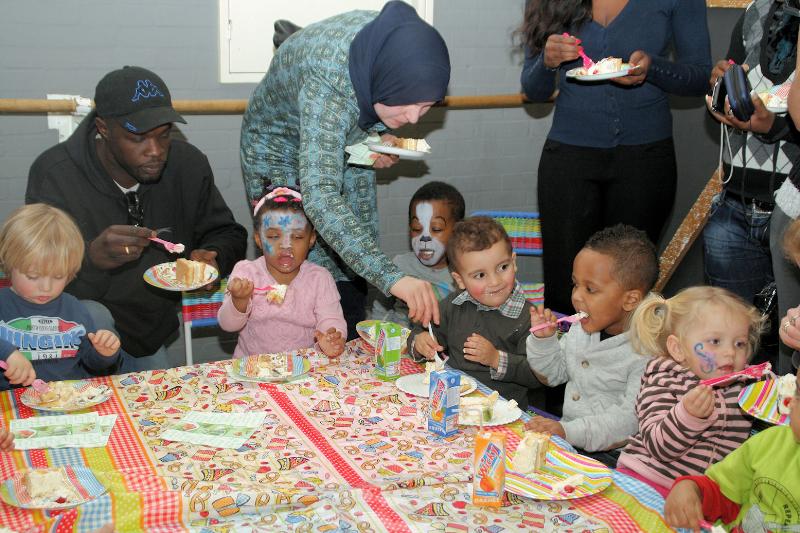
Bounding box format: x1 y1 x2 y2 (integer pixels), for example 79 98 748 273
241 2 450 336
518 1 711 315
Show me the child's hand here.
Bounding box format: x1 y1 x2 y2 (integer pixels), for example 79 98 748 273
316 328 345 358
530 306 558 338
682 385 715 419
524 416 566 439
664 479 704 531
228 277 254 313
2 351 36 386
413 332 443 361
0 428 13 452
463 334 499 369
88 330 121 357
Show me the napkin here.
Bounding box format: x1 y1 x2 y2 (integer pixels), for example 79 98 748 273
11 413 117 450
345 134 382 166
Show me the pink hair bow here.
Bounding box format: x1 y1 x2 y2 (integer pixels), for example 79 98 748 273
252 187 303 216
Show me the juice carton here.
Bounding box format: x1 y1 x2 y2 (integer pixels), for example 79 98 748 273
427 370 460 437
472 431 506 507
374 321 402 381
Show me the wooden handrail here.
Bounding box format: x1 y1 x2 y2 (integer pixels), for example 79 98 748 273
0 94 529 115
0 92 716 290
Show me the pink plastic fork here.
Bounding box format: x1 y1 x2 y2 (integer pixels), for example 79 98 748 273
530 311 588 334
0 360 50 392
699 361 772 387
563 33 593 69
149 236 185 254
253 285 278 292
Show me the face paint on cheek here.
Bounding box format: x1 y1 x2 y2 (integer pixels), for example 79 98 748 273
694 343 716 374
410 202 446 267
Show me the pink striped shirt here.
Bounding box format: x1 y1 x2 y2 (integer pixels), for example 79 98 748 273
618 357 752 490
217 259 346 358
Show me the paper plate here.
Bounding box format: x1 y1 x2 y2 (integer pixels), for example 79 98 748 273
758 92 788 114
566 64 634 81
367 143 428 160
355 320 411 354
0 466 106 509
396 373 477 398
21 381 112 412
143 261 219 291
505 448 612 501
458 398 522 427
738 379 790 426
229 353 311 383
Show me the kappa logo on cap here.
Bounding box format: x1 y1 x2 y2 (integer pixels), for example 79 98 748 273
124 121 138 133
131 79 165 103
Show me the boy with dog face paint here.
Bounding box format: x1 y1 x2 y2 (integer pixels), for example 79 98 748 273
369 181 465 327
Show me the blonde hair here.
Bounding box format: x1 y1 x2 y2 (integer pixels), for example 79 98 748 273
630 286 764 359
783 218 800 264
0 204 84 278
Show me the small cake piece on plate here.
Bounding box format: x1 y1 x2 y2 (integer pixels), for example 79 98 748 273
26 470 80 504
777 373 797 415
38 381 75 407
175 258 208 286
513 431 550 474
552 473 585 495
589 57 623 75
264 284 288 304
256 353 290 378
460 391 499 424
422 359 445 385
395 138 432 153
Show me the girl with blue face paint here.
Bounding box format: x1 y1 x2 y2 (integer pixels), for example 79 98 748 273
615 286 765 495
217 186 347 358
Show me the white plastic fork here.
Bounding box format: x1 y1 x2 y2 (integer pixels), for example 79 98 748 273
0 360 50 392
529 311 588 334
149 236 185 254
427 322 447 365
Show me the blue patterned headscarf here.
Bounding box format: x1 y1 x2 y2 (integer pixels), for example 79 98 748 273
349 1 450 130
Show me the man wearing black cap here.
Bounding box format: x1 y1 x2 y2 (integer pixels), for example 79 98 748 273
26 66 247 370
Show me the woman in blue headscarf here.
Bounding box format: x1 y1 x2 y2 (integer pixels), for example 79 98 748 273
241 2 450 336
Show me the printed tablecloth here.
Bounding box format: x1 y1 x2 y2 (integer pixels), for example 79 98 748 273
0 342 673 532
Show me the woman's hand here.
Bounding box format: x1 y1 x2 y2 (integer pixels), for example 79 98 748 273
613 50 650 86
543 33 581 69
709 59 733 90
390 276 440 326
371 133 400 169
780 306 800 351
664 479 705 531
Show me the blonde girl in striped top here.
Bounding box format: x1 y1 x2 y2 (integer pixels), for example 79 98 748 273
616 287 764 495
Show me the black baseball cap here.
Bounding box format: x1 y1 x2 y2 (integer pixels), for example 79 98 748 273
94 66 186 133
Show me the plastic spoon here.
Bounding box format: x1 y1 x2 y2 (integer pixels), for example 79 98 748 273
428 322 448 364
0 360 50 393
529 311 588 334
149 237 185 254
699 361 772 387
563 33 593 69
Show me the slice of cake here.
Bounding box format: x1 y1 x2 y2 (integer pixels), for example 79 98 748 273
589 57 623 75
512 431 550 474
26 470 81 504
460 391 499 424
552 473 585 495
422 359 445 385
264 284 288 305
395 138 432 153
175 259 208 286
38 381 75 407
777 373 797 415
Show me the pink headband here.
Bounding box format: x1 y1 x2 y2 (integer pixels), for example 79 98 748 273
252 187 303 216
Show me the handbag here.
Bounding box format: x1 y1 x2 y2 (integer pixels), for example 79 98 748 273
723 64 755 122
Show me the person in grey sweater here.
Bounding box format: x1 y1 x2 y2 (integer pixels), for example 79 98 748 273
370 181 464 326
526 225 658 455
